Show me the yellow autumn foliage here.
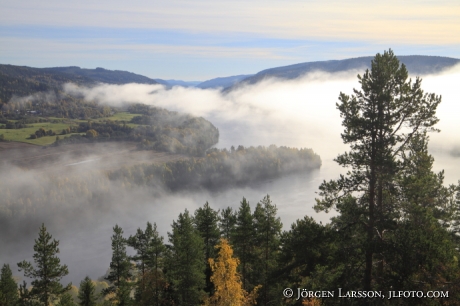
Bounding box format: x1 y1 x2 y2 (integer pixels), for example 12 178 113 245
204 238 260 306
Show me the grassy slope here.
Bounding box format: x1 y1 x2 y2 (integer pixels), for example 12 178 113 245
0 112 139 145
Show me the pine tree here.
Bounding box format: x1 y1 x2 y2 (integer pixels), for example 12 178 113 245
253 195 282 305
194 202 220 293
17 281 40 306
167 209 205 306
233 198 256 292
17 224 71 306
56 293 75 306
0 264 19 306
103 224 132 306
315 49 443 292
204 239 260 306
278 217 332 292
77 277 96 306
128 222 167 306
219 207 237 242
128 222 153 300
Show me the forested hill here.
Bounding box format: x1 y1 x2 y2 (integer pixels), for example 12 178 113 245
0 64 159 103
227 55 460 90
47 66 159 85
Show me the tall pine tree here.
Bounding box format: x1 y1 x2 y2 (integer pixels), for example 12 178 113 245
194 202 220 294
128 222 167 306
315 49 444 293
17 224 71 306
233 198 256 292
167 209 205 306
103 224 132 306
253 195 282 305
219 207 237 242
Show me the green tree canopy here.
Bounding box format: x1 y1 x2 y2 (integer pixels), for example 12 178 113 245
167 209 206 306
17 224 71 306
315 49 446 293
77 277 96 306
0 263 19 306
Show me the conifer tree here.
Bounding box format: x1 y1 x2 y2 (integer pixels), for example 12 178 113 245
0 264 19 306
128 222 167 306
17 224 71 306
253 195 282 305
315 49 443 292
17 281 40 306
103 224 132 306
233 198 256 292
219 207 237 241
128 222 153 300
167 209 205 306
194 202 220 293
77 276 96 306
56 293 75 306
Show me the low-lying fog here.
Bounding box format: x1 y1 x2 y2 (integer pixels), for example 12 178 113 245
2 66 459 285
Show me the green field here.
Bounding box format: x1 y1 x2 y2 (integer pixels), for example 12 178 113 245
0 122 75 145
104 112 139 121
0 112 140 145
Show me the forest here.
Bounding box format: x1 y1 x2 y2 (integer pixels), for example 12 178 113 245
0 145 321 219
1 50 460 306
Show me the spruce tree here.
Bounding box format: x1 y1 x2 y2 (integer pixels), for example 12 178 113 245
17 224 71 306
167 209 205 306
0 264 19 306
77 276 96 306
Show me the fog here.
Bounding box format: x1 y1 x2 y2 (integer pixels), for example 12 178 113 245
2 66 459 285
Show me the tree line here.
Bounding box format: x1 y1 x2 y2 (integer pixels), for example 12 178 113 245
0 145 321 221
108 145 321 190
0 196 282 306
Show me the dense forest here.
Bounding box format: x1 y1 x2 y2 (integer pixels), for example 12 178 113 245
0 145 321 220
108 145 321 190
2 51 460 306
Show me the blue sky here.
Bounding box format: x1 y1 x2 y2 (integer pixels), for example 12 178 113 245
1 0 459 80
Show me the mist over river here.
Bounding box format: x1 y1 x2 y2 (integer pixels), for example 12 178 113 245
2 67 459 286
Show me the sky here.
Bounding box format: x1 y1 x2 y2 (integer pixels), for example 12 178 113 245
1 0 460 80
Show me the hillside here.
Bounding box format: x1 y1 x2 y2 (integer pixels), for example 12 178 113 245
47 66 159 85
0 64 159 103
226 55 460 90
196 74 254 89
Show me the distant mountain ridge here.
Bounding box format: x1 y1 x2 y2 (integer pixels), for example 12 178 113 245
47 66 159 85
1 55 458 102
156 79 202 87
196 74 254 89
0 64 161 103
227 55 460 91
